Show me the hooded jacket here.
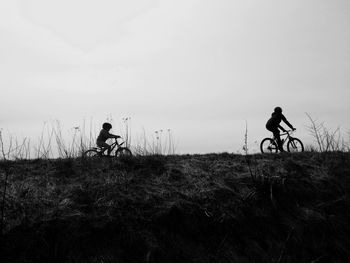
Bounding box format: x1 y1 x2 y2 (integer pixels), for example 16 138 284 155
266 112 293 131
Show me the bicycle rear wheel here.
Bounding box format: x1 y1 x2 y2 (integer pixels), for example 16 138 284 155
83 149 99 158
287 138 304 152
260 138 278 153
115 147 132 157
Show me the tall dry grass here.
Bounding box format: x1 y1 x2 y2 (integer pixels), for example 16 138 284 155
0 119 178 160
306 113 350 152
0 120 97 160
242 121 259 183
132 128 177 156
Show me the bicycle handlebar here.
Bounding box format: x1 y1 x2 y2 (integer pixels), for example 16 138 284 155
113 137 125 146
280 129 296 135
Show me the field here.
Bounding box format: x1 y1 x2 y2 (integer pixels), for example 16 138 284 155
1 152 350 262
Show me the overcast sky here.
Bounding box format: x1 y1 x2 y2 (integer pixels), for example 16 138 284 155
1 0 350 154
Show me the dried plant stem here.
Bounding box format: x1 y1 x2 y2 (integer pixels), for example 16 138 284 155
243 121 257 183
306 113 349 152
0 164 9 235
275 227 294 263
0 131 7 160
0 131 9 235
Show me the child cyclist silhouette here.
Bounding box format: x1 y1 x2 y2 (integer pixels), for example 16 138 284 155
97 122 121 155
266 107 296 152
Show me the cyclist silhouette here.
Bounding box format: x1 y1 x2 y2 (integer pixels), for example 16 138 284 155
96 122 121 155
265 107 295 152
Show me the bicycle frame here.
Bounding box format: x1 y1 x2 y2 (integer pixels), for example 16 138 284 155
97 138 125 156
274 130 294 144
261 129 303 153
84 137 132 158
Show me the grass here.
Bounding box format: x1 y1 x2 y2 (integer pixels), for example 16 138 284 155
306 113 350 152
0 119 178 160
1 117 349 262
0 152 350 262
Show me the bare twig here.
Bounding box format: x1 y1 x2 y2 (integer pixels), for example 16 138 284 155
0 164 10 235
306 113 324 152
0 131 10 235
275 227 294 263
243 121 257 183
306 113 349 152
0 130 6 160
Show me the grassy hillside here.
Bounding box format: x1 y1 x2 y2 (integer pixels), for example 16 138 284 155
1 152 350 263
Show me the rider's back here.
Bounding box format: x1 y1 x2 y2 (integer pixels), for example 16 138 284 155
97 129 112 143
266 112 286 129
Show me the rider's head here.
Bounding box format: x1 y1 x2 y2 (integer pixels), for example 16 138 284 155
102 122 112 130
274 107 282 114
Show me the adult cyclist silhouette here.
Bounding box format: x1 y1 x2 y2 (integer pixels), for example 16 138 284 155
265 107 295 152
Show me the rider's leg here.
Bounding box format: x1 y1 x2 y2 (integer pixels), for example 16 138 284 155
97 141 111 155
106 145 112 155
272 129 284 152
267 125 284 152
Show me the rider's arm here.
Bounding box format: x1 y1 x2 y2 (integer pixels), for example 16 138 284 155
281 115 295 130
108 132 121 139
100 129 117 139
278 125 287 132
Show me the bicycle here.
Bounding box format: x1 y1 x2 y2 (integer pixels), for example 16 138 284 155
260 130 304 153
83 137 132 158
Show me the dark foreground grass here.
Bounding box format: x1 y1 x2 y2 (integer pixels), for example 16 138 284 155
0 152 350 263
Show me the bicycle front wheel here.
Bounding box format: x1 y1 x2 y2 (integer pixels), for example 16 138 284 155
260 138 278 153
287 138 304 152
115 147 132 157
83 149 99 158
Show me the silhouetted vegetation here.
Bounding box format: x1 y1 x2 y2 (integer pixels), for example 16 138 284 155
306 113 350 152
1 152 350 262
